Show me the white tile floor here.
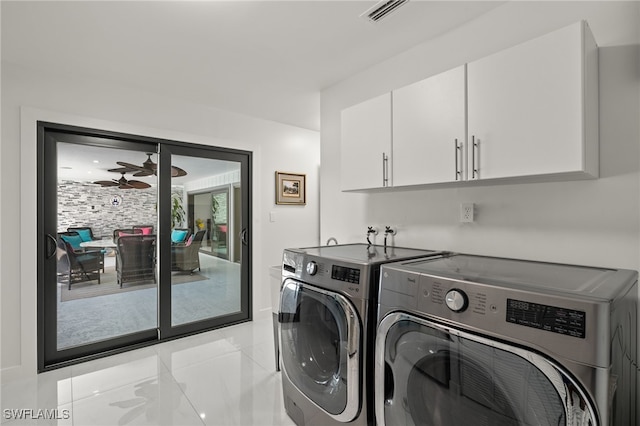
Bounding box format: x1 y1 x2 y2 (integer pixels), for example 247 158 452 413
1 312 295 426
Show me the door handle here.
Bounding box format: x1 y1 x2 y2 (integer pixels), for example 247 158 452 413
46 234 57 259
240 228 248 246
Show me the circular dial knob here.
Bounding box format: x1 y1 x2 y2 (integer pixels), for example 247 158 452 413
445 289 468 312
306 261 318 276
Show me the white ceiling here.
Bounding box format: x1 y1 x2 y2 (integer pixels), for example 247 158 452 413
2 0 504 132
57 141 240 184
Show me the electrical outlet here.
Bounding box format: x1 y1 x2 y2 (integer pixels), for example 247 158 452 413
460 203 474 223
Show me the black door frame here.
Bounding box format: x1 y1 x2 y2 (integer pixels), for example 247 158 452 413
37 121 252 371
158 143 252 339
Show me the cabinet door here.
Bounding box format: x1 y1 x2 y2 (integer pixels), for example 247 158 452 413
393 66 466 186
468 21 595 180
341 93 392 191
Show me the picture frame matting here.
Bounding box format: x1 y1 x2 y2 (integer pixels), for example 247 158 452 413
275 171 306 205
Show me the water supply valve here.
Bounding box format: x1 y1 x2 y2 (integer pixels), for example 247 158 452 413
366 226 378 245
383 226 396 250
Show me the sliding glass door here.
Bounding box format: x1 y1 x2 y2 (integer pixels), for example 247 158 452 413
160 147 250 334
38 122 252 370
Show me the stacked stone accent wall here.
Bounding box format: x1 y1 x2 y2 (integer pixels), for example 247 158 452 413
58 180 164 238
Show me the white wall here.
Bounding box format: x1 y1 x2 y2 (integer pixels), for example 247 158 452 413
321 1 640 270
320 0 640 410
1 63 320 380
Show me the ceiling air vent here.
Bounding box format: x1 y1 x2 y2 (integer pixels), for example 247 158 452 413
361 0 410 23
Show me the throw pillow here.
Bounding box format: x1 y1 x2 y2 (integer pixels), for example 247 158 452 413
76 229 93 242
171 229 188 243
61 234 83 250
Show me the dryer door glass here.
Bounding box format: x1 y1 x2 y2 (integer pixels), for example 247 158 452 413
279 280 360 419
378 315 596 426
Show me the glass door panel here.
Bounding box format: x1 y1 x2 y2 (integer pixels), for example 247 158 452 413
40 123 160 369
56 143 160 350
166 153 244 328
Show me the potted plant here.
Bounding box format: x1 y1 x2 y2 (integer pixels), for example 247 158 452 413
171 194 185 228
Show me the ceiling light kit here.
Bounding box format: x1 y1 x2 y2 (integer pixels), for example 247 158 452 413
108 153 187 178
93 172 151 190
93 153 188 189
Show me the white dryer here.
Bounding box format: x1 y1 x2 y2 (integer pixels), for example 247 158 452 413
375 254 637 425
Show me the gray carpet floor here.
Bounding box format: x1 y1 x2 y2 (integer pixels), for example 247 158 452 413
57 253 241 350
60 268 208 301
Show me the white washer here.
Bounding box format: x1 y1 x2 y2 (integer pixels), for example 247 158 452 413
376 254 638 425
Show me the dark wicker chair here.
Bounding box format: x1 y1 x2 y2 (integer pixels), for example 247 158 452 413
57 236 101 290
67 227 105 272
116 235 157 287
171 230 206 273
67 226 98 241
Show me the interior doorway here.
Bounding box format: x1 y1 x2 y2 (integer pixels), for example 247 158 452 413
189 188 230 261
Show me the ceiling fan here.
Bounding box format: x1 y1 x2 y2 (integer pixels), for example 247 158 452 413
93 172 151 190
109 153 187 177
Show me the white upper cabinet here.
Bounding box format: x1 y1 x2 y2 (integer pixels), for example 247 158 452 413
467 21 598 181
339 21 598 191
341 93 392 191
392 65 467 186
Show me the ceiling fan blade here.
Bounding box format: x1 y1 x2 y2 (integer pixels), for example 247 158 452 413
113 156 186 178
132 170 154 177
118 183 135 189
131 167 185 177
116 161 147 172
93 180 119 187
128 180 152 189
171 166 187 177
108 166 138 174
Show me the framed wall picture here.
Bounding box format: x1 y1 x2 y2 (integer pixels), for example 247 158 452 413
275 172 306 205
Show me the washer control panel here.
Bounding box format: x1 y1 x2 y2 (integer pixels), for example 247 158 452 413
331 265 360 284
377 254 618 368
506 298 586 339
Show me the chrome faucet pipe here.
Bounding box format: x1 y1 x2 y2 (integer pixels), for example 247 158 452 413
383 226 396 250
366 226 378 245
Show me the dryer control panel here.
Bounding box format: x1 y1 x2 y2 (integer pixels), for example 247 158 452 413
332 265 360 284
506 298 586 339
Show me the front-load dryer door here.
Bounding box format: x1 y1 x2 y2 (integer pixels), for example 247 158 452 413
375 312 597 426
279 279 361 422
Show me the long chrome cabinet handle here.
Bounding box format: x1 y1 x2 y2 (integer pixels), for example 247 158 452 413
472 136 479 179
454 139 461 181
382 152 389 187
